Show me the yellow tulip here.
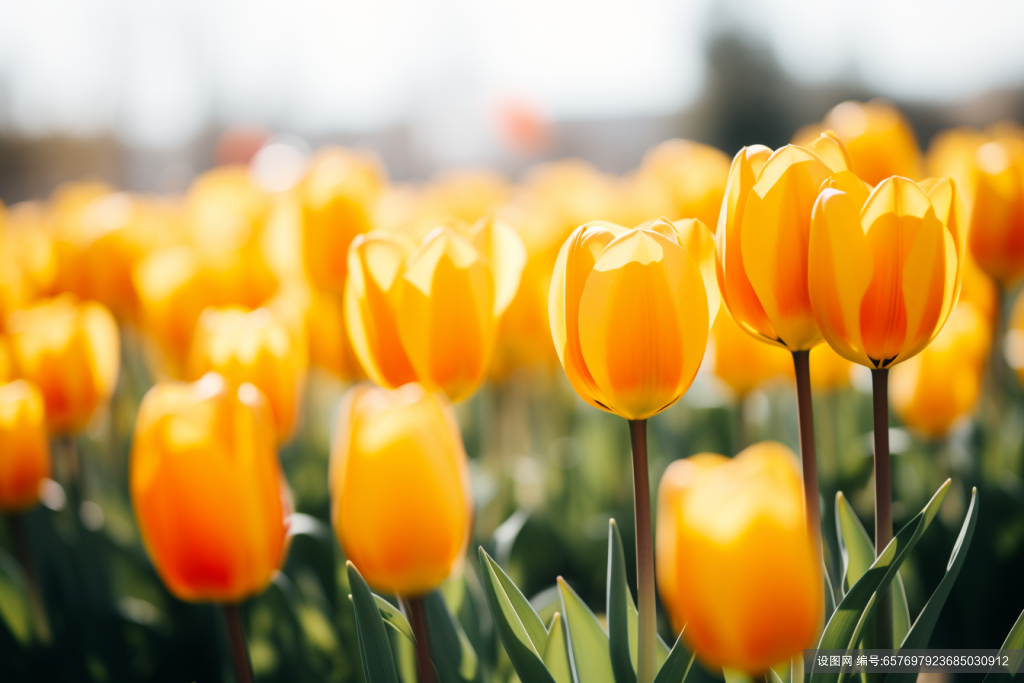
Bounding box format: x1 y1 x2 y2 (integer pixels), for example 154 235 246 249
189 306 308 443
0 336 11 382
808 175 965 369
635 139 732 229
655 453 727 633
270 284 363 381
795 100 922 186
549 218 710 420
967 136 1024 286
346 217 525 402
6 294 120 433
710 309 789 398
669 442 821 674
892 303 989 438
300 148 385 295
330 382 472 597
131 373 291 603
0 380 51 511
715 132 851 351
806 343 853 393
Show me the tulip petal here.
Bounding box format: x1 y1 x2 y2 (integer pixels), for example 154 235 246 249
808 189 874 367
578 229 708 420
803 131 851 174
470 215 527 318
715 146 780 345
741 146 832 350
673 218 721 333
920 176 967 334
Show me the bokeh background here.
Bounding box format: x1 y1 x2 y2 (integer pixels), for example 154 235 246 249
2 1 1024 681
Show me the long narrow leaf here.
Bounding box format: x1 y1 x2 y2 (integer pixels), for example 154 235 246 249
982 604 1024 683
347 562 401 683
652 630 696 683
559 577 615 683
544 613 574 683
608 520 637 683
424 591 481 683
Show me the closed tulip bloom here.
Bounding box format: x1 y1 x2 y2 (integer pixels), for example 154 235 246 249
0 335 11 382
189 306 308 443
710 310 789 397
550 218 710 420
6 295 119 433
716 133 850 351
670 442 821 673
968 137 1024 286
331 383 472 597
301 148 385 294
636 139 732 229
0 380 51 511
131 373 291 603
807 343 853 392
809 175 965 369
892 303 989 438
795 100 922 186
655 453 727 633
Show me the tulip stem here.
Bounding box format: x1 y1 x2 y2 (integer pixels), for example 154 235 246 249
9 514 50 643
871 368 893 650
791 351 823 572
402 596 438 683
629 419 657 683
222 604 254 683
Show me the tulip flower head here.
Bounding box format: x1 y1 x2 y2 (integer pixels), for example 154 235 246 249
345 216 525 402
634 139 732 229
967 136 1024 286
655 453 727 633
716 132 852 351
0 380 51 511
809 175 965 369
710 309 789 398
330 383 472 597
6 294 120 433
189 306 308 443
131 373 291 603
668 441 821 674
549 218 712 420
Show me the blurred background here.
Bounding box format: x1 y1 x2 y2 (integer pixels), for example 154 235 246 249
3 1 1024 681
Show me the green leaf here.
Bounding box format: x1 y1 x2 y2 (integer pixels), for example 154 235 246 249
885 487 979 683
478 548 557 683
544 613 574 683
0 547 32 646
810 480 950 683
375 595 415 643
558 576 615 683
652 631 696 683
424 590 481 683
723 668 754 683
347 561 401 683
767 667 786 683
835 491 911 647
823 563 836 625
982 603 1024 683
607 520 637 683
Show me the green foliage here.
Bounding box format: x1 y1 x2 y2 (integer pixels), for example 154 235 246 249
347 562 400 683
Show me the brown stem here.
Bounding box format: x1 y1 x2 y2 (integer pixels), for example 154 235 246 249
9 514 50 643
871 367 893 649
223 604 253 683
792 351 823 571
629 419 657 683
403 596 437 683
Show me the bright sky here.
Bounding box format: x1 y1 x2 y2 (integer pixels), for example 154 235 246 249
0 0 1021 149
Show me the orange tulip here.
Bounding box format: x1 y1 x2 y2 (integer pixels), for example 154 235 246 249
189 306 308 443
668 442 821 674
808 175 965 369
892 303 989 438
655 453 727 633
300 148 385 295
0 336 11 382
795 100 922 186
549 218 711 420
967 136 1024 286
715 132 851 351
806 343 853 393
6 295 119 433
0 380 51 511
634 139 731 229
346 217 525 402
330 383 472 597
710 310 789 398
131 373 291 603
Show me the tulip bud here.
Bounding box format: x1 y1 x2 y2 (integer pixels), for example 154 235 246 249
549 218 710 419
635 139 732 229
0 380 51 511
130 373 291 603
6 295 120 433
300 148 385 295
710 309 789 398
795 100 923 186
968 137 1024 286
716 133 850 351
189 306 308 443
668 442 821 673
808 176 965 369
655 453 727 633
892 303 989 438
330 383 472 597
